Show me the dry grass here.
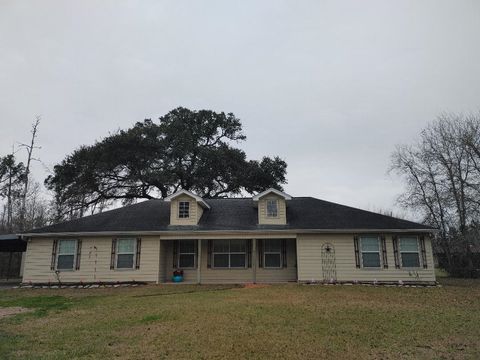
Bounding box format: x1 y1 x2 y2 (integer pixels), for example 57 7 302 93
0 279 479 359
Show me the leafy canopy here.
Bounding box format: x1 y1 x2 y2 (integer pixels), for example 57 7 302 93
46 107 287 214
0 154 25 199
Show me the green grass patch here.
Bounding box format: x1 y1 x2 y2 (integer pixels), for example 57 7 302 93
0 280 479 359
139 311 177 324
0 295 75 319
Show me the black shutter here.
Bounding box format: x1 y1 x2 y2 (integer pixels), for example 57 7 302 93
110 239 117 270
392 235 400 269
281 239 287 268
75 239 82 270
135 238 141 269
247 240 252 268
420 236 427 269
207 240 212 268
258 239 264 268
173 241 178 268
353 235 360 268
51 239 58 270
381 235 388 269
196 240 199 269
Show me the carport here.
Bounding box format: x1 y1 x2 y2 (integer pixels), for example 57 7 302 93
0 234 26 281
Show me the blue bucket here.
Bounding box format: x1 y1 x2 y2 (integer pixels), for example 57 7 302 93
172 275 183 283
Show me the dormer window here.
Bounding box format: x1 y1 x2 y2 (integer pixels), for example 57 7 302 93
253 188 291 225
266 199 278 217
179 201 190 218
165 189 210 225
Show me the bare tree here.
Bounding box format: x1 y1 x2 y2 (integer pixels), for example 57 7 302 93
18 116 41 231
390 112 480 277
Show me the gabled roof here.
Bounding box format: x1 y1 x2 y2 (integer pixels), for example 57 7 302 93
164 189 210 209
252 188 292 201
25 197 435 235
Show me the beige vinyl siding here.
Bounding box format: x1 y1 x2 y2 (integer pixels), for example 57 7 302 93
257 194 287 225
23 236 160 283
164 238 297 284
296 234 436 283
169 195 203 225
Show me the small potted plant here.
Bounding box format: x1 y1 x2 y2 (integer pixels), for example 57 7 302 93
172 269 184 283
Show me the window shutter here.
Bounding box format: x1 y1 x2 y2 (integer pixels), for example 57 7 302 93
207 240 212 268
75 239 82 270
381 235 388 269
51 239 58 270
135 238 141 269
420 236 427 269
281 239 287 268
173 241 178 268
258 239 264 268
110 239 117 270
392 235 400 269
196 240 199 269
353 235 360 268
247 239 252 268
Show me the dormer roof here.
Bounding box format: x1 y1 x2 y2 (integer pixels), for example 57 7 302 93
164 189 211 209
252 188 292 201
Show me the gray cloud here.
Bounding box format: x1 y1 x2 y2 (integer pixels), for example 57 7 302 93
1 0 479 216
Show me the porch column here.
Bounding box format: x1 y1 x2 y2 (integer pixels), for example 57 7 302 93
252 239 257 283
197 239 202 284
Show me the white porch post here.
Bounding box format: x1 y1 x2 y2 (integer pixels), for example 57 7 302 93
252 239 257 283
197 239 202 284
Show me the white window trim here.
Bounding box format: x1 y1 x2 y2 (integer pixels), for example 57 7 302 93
177 240 197 269
178 201 190 219
212 240 247 269
115 238 136 270
399 236 421 269
359 236 382 269
263 240 282 269
56 239 77 272
266 199 279 218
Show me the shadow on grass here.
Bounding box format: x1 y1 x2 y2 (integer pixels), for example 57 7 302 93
0 295 77 320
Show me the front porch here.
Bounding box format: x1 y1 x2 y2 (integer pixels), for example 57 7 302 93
159 238 297 284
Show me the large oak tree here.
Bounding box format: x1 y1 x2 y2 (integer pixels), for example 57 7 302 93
46 108 287 218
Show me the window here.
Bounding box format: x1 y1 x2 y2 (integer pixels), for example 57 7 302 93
178 201 190 218
178 240 196 268
116 238 136 269
57 239 77 270
212 239 246 268
266 199 278 217
360 236 381 268
399 237 420 268
264 239 282 268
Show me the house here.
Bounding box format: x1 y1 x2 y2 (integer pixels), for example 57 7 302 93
20 189 436 285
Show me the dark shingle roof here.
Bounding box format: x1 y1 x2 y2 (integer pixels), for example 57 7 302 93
27 197 434 234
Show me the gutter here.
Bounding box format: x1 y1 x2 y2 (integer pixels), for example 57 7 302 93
20 228 436 238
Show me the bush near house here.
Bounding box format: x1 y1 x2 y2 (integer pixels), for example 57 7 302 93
0 279 479 359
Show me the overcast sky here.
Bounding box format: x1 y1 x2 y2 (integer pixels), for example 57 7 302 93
1 1 479 216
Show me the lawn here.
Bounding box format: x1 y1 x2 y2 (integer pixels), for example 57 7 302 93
0 279 479 359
